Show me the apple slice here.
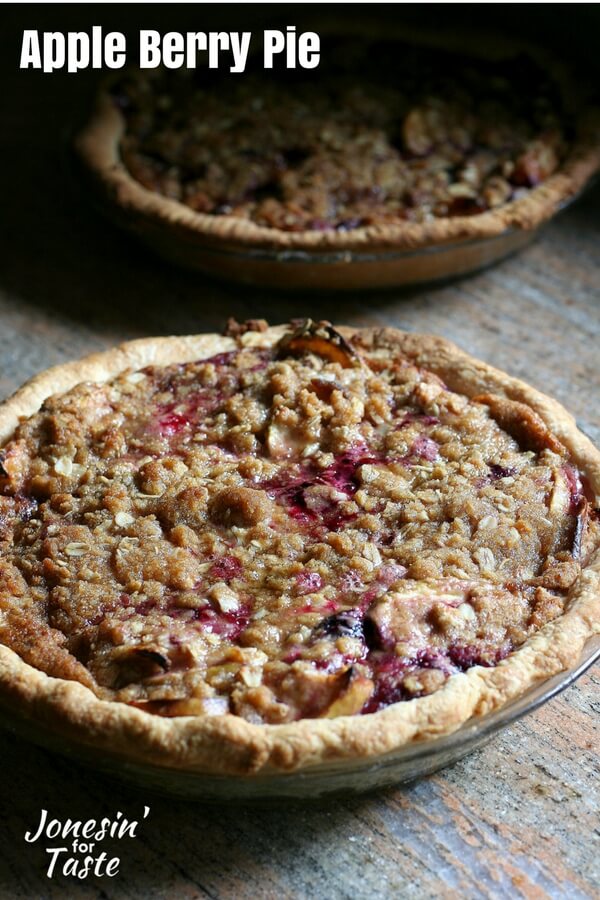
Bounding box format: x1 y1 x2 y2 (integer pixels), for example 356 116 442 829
320 672 374 718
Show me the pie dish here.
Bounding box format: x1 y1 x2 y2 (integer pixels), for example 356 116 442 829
74 27 600 288
0 320 599 784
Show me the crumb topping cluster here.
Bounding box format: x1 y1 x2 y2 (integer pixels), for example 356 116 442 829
0 324 597 722
114 39 570 232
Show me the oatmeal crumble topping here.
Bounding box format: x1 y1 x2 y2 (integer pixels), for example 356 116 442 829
0 322 598 723
113 38 572 232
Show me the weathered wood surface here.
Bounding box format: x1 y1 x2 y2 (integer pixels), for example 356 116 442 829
0 33 598 900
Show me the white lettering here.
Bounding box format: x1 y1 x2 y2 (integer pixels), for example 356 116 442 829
263 30 285 68
208 32 229 69
20 28 126 72
286 26 296 68
25 807 47 842
139 30 161 68
186 31 207 68
230 31 251 73
20 28 314 73
162 31 185 69
43 33 65 73
19 30 42 69
299 32 320 69
104 31 126 69
46 847 67 878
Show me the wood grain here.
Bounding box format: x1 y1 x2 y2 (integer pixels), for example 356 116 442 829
0 29 598 899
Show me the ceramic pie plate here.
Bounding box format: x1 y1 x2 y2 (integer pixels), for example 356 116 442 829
0 636 597 800
73 23 600 290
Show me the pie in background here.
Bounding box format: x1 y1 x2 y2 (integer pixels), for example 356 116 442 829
75 27 600 287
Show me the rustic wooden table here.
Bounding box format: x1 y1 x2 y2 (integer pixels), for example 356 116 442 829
0 35 599 899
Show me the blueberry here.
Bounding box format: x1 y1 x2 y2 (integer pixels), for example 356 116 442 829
314 609 364 640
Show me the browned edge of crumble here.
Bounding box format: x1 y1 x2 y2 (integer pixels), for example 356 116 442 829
0 324 598 776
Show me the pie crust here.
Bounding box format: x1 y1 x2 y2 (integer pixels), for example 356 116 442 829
74 27 600 261
0 324 599 776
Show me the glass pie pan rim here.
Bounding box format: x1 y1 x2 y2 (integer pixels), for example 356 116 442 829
84 180 588 292
1 634 598 801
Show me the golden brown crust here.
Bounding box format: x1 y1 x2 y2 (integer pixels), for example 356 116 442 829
0 325 598 775
74 22 600 256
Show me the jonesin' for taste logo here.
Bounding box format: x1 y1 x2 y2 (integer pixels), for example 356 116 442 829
25 807 150 878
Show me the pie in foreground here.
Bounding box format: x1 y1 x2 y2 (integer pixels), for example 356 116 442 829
0 322 598 774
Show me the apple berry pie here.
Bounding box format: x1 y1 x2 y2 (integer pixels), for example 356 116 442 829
0 322 598 774
77 31 600 260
